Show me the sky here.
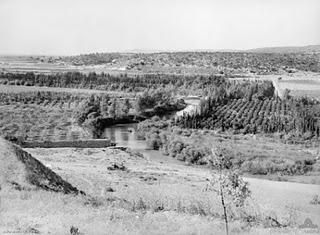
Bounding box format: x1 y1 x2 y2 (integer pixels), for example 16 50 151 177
0 0 319 55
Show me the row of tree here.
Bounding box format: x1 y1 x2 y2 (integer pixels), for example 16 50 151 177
0 72 234 93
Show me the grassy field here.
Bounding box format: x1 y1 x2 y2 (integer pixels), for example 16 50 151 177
1 146 319 234
180 131 320 184
140 121 320 184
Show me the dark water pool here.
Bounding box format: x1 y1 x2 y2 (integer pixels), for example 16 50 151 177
102 123 147 150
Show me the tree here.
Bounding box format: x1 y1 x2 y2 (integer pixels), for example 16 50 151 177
83 116 102 138
283 89 291 100
135 91 155 113
73 95 100 125
108 98 117 118
122 98 131 116
206 146 251 235
135 89 174 114
100 94 110 117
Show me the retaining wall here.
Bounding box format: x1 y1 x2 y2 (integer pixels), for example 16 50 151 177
20 139 116 148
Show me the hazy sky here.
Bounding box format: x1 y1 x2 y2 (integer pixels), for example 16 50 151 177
0 0 319 55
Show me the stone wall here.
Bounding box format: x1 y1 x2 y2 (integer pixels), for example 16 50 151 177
20 139 116 148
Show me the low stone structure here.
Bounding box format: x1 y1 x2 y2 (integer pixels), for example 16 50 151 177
20 139 116 148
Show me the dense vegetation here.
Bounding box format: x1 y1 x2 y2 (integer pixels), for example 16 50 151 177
0 88 185 140
73 89 185 137
73 94 134 137
137 119 317 176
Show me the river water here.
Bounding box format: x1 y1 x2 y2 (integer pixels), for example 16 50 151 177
102 123 145 150
102 123 179 163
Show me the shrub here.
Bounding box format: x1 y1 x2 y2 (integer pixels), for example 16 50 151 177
207 146 251 235
310 195 320 205
146 132 162 150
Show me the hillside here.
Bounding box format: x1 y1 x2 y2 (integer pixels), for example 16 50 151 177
1 45 320 75
0 137 81 194
247 45 320 54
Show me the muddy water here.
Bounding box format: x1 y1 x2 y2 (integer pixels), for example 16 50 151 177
102 123 145 150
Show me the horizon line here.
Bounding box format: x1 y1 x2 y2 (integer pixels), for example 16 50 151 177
0 44 319 57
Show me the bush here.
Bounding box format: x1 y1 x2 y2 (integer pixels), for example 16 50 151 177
137 117 170 136
146 132 162 150
240 158 313 175
310 195 320 205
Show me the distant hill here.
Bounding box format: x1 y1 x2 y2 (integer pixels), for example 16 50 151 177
246 45 320 54
120 45 320 54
